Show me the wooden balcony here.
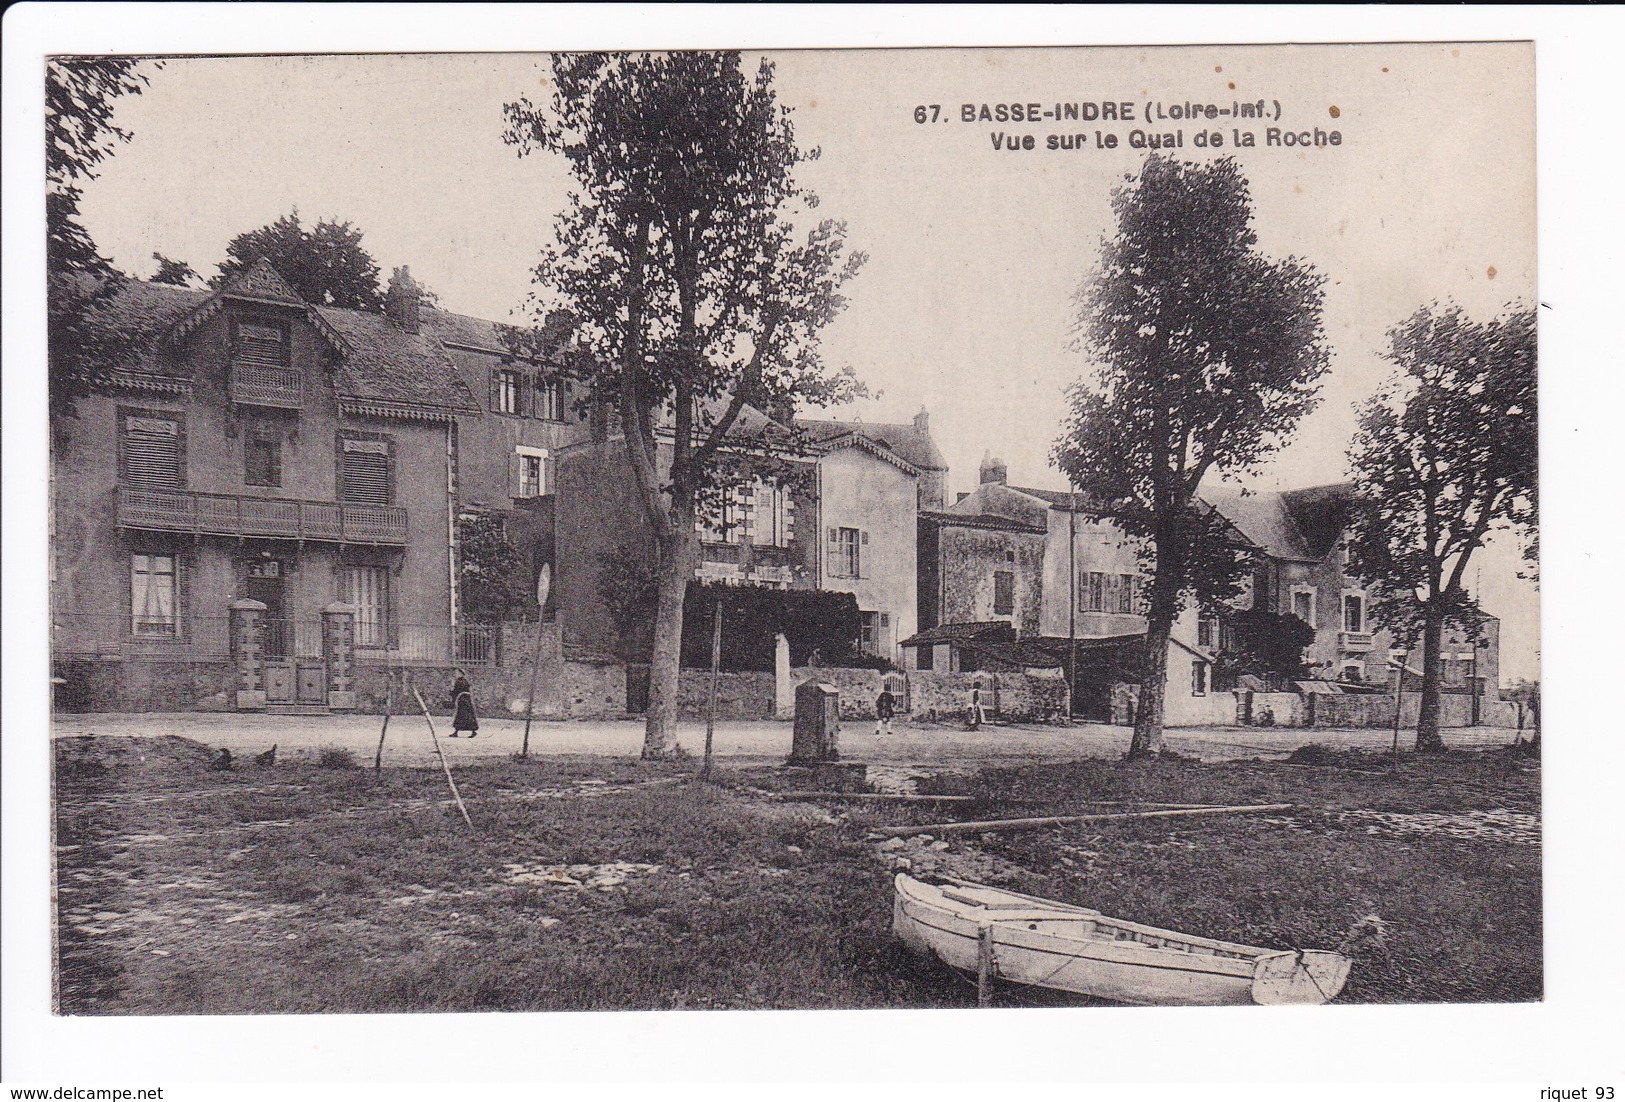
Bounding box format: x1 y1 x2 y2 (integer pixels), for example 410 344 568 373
229 364 302 409
118 486 407 546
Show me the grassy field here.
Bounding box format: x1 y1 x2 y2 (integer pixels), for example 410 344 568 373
53 734 1540 1014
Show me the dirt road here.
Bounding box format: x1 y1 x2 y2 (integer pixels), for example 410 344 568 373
51 711 1526 768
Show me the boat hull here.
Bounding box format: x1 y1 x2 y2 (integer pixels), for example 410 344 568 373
893 875 1349 1007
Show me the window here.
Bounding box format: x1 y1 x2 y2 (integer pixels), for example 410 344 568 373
1197 616 1219 650
338 437 391 506
492 369 521 415
829 527 863 578
993 570 1015 616
1341 660 1365 683
1111 575 1137 617
514 447 549 499
1191 659 1209 696
754 483 792 548
234 321 289 369
121 411 184 490
1290 586 1317 628
535 378 565 421
245 426 282 487
1342 590 1367 634
859 611 890 656
916 644 935 671
1081 570 1106 612
343 565 390 647
131 553 178 637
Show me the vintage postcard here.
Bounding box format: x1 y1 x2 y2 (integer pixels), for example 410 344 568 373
8 8 1593 1093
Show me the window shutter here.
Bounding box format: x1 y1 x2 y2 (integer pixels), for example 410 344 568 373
235 323 287 368
176 552 191 642
510 451 523 498
489 370 499 412
340 438 391 506
123 415 183 490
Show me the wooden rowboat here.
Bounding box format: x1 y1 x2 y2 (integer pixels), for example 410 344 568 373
893 874 1350 1006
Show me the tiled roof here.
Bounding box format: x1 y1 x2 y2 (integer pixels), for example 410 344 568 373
898 621 1017 647
1199 482 1355 562
321 307 479 412
794 418 947 473
82 272 485 414
963 641 1065 669
919 510 1047 534
80 280 211 379
1197 486 1313 560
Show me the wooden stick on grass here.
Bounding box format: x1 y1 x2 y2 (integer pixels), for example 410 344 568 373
375 663 393 775
412 687 474 830
870 803 1294 839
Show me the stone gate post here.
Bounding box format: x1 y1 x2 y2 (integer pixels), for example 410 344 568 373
321 602 358 712
229 598 268 712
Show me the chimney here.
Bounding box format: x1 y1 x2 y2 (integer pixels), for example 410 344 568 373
979 451 1007 486
913 406 930 433
385 266 421 334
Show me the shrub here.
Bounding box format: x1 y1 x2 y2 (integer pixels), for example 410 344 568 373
317 746 358 770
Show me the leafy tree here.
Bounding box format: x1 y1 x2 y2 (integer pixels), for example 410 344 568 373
1347 303 1536 752
214 212 383 309
1054 156 1329 758
46 57 157 429
456 513 534 623
149 252 199 286
504 52 866 758
1212 608 1315 688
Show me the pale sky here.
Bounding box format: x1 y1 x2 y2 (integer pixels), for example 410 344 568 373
74 45 1538 680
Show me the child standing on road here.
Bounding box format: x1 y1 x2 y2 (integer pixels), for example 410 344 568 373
449 669 478 738
874 687 896 736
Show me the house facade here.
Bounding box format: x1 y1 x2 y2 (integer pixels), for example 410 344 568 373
50 262 590 712
554 410 940 667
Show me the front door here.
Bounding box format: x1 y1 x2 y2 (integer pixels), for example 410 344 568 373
244 559 288 657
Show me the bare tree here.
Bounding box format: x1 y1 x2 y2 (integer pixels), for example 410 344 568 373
503 53 865 758
1054 156 1329 757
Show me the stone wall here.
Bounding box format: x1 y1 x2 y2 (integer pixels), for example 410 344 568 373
52 658 238 713
787 666 1068 723
1237 689 1517 729
676 670 776 720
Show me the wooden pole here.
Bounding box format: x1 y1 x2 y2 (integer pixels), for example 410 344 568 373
412 687 474 830
374 662 392 775
701 601 721 780
520 612 546 760
869 802 1294 839
1390 650 1406 770
521 564 552 760
976 925 995 1008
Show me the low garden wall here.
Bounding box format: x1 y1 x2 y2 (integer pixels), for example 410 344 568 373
52 658 238 713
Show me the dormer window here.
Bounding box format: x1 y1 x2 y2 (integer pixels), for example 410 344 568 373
235 321 288 369
229 319 300 408
492 369 522 415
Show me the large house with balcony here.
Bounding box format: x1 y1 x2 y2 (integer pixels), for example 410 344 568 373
50 260 587 711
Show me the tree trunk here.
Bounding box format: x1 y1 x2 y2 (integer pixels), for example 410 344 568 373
1130 613 1170 758
642 522 695 760
1415 606 1447 753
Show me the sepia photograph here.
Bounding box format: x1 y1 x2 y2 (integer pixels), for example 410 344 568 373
4 4 1616 1095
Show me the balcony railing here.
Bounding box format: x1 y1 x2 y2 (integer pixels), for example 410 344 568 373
1339 630 1374 652
118 486 407 546
229 364 303 409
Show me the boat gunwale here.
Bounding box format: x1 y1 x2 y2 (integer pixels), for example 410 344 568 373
896 895 1262 980
896 874 1278 959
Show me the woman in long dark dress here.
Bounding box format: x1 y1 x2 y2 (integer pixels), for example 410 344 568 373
450 670 478 738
